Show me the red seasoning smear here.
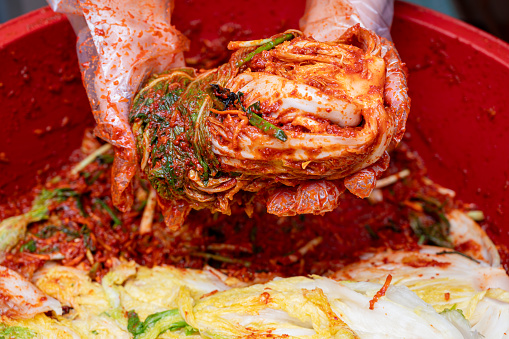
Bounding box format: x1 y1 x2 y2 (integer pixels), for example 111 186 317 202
369 274 392 310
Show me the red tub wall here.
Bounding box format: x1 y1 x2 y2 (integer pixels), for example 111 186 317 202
0 2 508 244
0 8 93 200
391 3 509 245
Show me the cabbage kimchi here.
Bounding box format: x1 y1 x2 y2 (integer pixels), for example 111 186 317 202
130 26 409 228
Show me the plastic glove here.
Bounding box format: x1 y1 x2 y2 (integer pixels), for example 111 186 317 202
48 0 409 228
47 0 188 211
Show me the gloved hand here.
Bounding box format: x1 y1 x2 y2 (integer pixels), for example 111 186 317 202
48 0 409 229
47 0 188 211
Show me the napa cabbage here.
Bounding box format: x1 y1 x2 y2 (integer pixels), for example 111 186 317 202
0 314 79 339
12 261 508 339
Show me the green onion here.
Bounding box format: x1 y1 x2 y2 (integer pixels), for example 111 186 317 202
436 250 480 264
60 227 81 239
20 239 36 253
228 37 273 49
244 101 287 142
409 214 453 248
97 154 114 164
71 144 112 175
248 111 288 142
191 251 251 267
95 199 122 225
81 226 95 251
52 188 79 202
135 198 148 212
364 225 380 240
75 195 88 217
210 86 288 142
36 225 59 239
86 170 104 185
237 33 294 67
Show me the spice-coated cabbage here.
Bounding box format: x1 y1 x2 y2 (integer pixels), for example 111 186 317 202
130 26 409 228
4 259 509 338
48 0 408 227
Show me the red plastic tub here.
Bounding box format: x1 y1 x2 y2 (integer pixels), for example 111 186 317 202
0 1 508 244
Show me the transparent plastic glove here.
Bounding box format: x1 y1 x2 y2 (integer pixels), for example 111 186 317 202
47 0 188 211
48 0 408 228
300 0 395 40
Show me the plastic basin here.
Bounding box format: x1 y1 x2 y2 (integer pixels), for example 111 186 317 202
0 1 508 245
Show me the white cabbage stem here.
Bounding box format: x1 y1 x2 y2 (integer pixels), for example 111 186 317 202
0 265 62 318
212 103 383 163
233 73 361 127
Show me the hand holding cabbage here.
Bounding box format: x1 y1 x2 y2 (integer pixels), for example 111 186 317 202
49 0 409 228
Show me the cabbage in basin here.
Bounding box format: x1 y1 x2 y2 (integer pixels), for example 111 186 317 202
2 260 508 338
